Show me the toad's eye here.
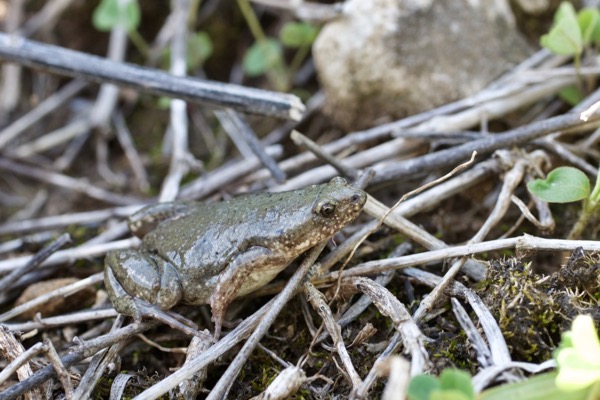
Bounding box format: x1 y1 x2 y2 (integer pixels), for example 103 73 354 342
351 194 361 203
315 200 337 217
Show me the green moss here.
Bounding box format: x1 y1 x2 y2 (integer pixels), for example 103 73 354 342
477 252 599 362
427 332 473 372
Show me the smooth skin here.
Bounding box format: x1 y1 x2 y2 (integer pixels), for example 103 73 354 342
105 177 367 337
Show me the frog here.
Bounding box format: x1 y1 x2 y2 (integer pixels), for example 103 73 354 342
104 177 367 338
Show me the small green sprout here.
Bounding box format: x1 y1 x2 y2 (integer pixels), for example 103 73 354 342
527 166 600 239
407 369 475 400
554 315 600 392
540 2 600 105
279 22 319 48
578 8 600 46
540 2 583 57
243 38 283 77
92 0 140 33
186 32 213 70
237 0 318 91
92 0 149 57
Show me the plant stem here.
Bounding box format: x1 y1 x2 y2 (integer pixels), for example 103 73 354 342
237 0 266 42
128 29 150 58
288 43 311 78
574 52 585 96
571 167 600 240
567 198 598 240
237 0 289 91
589 169 600 203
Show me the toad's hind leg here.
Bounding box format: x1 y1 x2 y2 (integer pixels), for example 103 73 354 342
104 249 183 312
105 250 207 337
210 246 286 338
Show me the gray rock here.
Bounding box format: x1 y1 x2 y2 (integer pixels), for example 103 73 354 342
313 0 532 130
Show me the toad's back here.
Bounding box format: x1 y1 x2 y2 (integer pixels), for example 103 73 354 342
143 180 365 304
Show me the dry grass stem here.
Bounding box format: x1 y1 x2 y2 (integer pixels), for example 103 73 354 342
348 277 429 376
304 282 363 389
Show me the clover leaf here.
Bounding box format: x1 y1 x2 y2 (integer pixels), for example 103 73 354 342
540 2 583 56
527 167 590 203
408 369 475 400
280 22 318 48
242 38 282 77
578 8 600 45
93 0 140 32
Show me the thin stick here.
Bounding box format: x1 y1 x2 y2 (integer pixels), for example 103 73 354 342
0 342 43 388
113 112 150 192
412 257 468 323
320 235 600 282
374 110 600 184
393 157 501 217
0 157 141 205
203 242 327 400
364 196 487 280
2 309 117 331
0 79 87 149
0 273 104 322
0 0 24 114
0 238 139 273
291 130 360 180
0 233 70 292
178 145 283 200
0 320 162 400
44 339 74 400
73 316 124 399
0 33 305 120
451 298 492 367
19 0 74 37
217 109 286 182
470 157 526 243
10 119 91 158
159 0 191 201
0 205 141 236
304 282 362 389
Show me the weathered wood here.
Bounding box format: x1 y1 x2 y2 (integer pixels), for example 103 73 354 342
0 33 305 121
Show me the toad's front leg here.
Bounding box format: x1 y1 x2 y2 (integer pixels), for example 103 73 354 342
210 246 287 338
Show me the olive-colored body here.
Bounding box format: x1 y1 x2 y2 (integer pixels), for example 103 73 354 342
104 177 367 334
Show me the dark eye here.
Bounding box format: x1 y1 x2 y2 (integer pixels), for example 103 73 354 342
351 194 361 203
316 200 337 217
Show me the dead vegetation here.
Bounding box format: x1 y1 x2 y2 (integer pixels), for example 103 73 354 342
0 1 599 399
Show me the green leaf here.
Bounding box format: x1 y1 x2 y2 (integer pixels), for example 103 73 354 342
92 0 140 32
554 2 578 26
439 370 475 400
578 8 600 45
555 315 600 391
157 96 171 109
540 2 583 55
280 22 319 48
407 374 440 400
527 167 590 203
559 86 583 105
480 372 591 400
430 389 471 400
187 31 212 70
242 38 282 77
